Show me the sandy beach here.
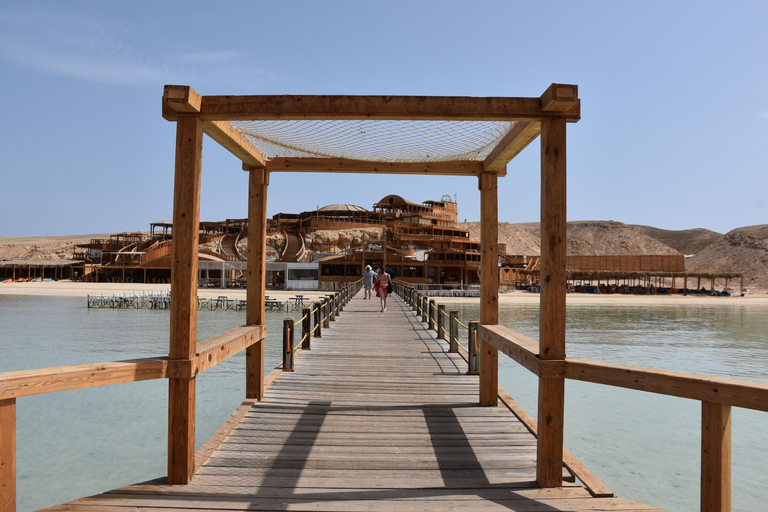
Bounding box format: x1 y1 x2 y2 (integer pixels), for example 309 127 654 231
1 280 766 305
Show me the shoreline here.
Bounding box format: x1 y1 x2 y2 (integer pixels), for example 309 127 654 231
1 281 767 305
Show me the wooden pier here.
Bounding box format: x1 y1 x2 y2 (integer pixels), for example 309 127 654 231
39 290 661 512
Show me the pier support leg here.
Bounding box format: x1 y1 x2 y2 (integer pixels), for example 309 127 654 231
168 115 203 484
246 168 269 400
701 402 731 512
479 172 499 406
537 113 567 487
0 399 15 512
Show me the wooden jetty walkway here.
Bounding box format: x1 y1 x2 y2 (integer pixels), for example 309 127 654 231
42 291 661 512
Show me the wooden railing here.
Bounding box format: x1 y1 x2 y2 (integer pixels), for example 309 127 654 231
0 324 266 512
392 281 768 512
281 281 361 371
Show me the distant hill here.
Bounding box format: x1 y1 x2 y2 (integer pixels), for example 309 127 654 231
455 222 540 255
686 225 768 292
630 225 722 256
499 220 679 256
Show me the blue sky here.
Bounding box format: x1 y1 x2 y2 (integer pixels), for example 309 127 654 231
1 1 766 237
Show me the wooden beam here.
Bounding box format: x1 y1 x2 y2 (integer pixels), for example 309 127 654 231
203 120 266 168
265 158 496 176
537 114 568 488
478 173 499 406
540 84 579 113
0 359 169 399
246 168 269 400
0 399 15 512
480 324 539 376
168 115 203 485
701 402 732 512
483 122 541 172
162 85 202 121
565 359 768 412
162 91 581 121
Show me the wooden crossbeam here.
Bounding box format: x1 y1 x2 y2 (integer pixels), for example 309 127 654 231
178 90 580 122
483 122 541 172
264 157 497 176
203 121 267 169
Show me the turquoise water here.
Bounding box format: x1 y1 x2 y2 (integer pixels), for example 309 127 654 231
1 296 766 511
448 302 768 512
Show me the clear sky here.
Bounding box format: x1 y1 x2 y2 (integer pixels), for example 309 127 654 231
1 1 766 237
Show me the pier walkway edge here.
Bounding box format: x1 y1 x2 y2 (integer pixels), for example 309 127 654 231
42 290 662 512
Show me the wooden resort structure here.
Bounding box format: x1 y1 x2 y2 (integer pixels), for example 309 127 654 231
1 84 766 512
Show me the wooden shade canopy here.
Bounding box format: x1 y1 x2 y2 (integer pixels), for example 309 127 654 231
161 84 579 486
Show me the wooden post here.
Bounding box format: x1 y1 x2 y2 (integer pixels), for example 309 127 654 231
479 172 499 406
0 399 15 512
437 304 446 340
422 295 429 323
428 299 436 331
283 318 295 371
322 297 331 328
302 306 312 350
467 321 480 374
246 168 268 400
701 402 732 512
537 113 567 487
168 115 203 485
449 310 459 353
314 301 322 338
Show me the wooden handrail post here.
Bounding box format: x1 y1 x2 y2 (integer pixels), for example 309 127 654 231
422 295 429 323
283 318 295 371
314 301 322 338
467 321 480 374
329 294 336 322
536 110 568 487
428 300 436 331
301 306 312 350
168 114 203 485
246 168 269 401
0 398 16 512
479 172 499 406
437 304 446 340
449 310 459 353
413 291 420 312
338 288 345 313
322 297 331 328
701 402 732 512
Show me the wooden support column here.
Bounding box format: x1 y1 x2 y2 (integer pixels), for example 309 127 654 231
701 402 732 512
168 115 203 485
479 172 499 406
537 114 567 487
0 399 15 512
246 168 269 400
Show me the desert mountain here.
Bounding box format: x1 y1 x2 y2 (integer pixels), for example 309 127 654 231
630 225 722 256
686 225 768 292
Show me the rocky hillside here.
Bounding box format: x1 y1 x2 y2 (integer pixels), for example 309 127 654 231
466 220 679 256
455 222 540 255
686 225 768 292
630 225 722 256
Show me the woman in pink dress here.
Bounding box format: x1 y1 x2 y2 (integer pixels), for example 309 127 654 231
376 268 391 312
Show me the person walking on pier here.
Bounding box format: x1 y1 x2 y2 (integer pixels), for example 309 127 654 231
363 265 376 299
376 268 391 312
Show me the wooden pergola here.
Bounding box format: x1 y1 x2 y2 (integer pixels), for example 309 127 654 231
161 84 580 486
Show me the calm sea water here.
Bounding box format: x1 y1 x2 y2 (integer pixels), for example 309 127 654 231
1 295 766 511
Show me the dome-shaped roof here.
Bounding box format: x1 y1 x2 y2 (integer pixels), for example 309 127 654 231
317 204 369 212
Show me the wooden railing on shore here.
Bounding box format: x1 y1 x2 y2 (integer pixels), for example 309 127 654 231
0 279 362 512
392 281 768 511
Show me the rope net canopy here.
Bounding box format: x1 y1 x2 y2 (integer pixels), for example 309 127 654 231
229 120 516 163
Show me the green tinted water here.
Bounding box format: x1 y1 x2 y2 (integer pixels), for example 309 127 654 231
1 296 766 511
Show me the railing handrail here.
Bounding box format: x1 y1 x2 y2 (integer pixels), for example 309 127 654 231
0 325 267 399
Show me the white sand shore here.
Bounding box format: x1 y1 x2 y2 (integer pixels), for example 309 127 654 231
1 280 766 305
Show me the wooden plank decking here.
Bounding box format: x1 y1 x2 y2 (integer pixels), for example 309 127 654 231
44 292 663 511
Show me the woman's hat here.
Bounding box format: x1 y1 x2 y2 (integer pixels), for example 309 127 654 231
365 265 372 270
